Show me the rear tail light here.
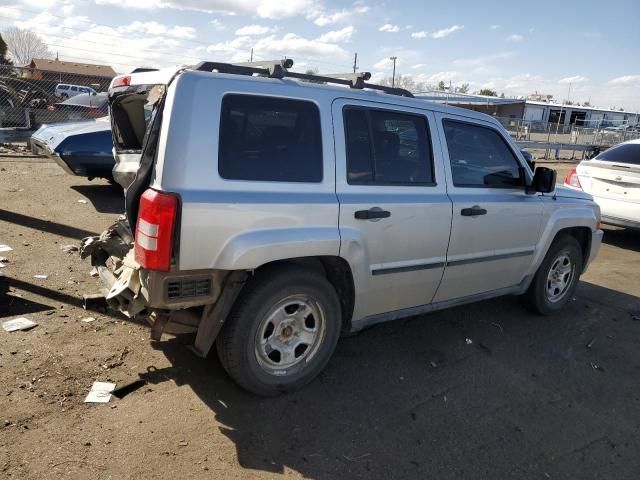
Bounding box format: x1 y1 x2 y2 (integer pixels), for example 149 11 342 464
564 167 582 189
135 189 178 272
112 75 131 88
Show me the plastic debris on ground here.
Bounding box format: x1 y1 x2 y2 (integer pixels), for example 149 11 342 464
81 317 96 323
77 199 88 204
0 245 13 253
3 317 38 332
465 338 473 345
60 244 79 254
34 274 48 279
84 381 116 403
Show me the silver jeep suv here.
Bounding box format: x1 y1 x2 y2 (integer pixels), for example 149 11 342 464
82 60 603 396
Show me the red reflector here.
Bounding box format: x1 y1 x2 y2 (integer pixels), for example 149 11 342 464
112 75 131 88
135 189 178 272
564 167 582 190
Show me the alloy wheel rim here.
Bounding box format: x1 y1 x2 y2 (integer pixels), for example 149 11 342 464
254 295 326 374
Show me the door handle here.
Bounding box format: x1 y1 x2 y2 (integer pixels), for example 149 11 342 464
461 205 487 217
355 208 391 220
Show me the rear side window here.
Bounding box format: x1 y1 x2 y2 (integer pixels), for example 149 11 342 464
595 143 640 165
344 107 434 185
219 95 322 182
59 85 69 90
443 120 523 188
70 86 78 92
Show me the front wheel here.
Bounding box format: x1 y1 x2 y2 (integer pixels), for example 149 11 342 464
524 235 583 315
216 265 342 396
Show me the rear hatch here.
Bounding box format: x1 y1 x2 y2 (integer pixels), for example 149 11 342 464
577 142 640 204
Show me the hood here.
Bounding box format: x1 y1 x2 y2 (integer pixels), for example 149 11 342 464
553 185 594 201
31 117 111 153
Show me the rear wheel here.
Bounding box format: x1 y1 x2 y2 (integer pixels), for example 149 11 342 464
524 235 583 315
216 265 342 396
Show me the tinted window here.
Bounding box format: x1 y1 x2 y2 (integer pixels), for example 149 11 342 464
219 95 322 182
70 86 78 92
595 143 640 165
59 85 69 90
443 120 522 187
344 107 434 185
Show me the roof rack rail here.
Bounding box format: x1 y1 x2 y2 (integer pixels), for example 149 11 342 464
192 59 413 98
130 67 159 73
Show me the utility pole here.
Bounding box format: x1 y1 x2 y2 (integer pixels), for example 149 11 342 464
250 48 253 62
352 52 358 73
389 56 398 88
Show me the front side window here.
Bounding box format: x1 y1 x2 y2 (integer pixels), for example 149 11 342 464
218 95 322 182
443 120 523 187
344 107 434 185
595 143 640 165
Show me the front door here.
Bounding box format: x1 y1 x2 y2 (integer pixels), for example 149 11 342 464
433 114 544 302
332 99 453 321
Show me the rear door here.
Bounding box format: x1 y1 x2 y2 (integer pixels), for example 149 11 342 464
433 114 544 302
332 99 452 320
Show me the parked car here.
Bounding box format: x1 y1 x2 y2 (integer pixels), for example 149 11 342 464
55 83 98 99
49 92 109 120
565 139 640 230
30 116 114 180
81 61 603 396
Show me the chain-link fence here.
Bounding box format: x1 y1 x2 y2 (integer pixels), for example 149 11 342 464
495 116 640 148
0 65 112 131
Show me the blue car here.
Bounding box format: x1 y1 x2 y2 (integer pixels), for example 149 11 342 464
30 116 114 180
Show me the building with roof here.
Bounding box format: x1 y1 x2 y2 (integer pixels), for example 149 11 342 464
20 58 117 91
524 101 639 128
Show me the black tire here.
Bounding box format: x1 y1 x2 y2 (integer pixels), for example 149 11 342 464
216 265 342 396
524 235 583 315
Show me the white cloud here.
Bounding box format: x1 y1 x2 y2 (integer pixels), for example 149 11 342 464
373 57 397 70
118 21 197 39
559 75 587 84
379 24 400 33
506 34 524 42
419 71 462 84
490 24 500 30
251 32 349 60
412 25 464 39
210 19 225 30
430 24 464 38
607 75 640 86
235 24 272 36
95 0 317 19
316 26 355 43
310 5 369 26
411 63 426 70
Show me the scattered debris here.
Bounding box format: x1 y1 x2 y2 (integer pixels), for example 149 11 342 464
34 274 48 279
0 262 6 268
89 267 99 277
81 317 96 323
0 256 7 262
3 317 38 332
77 199 88 204
60 244 79 254
586 337 597 349
178 440 189 447
343 453 370 462
590 362 605 372
430 360 438 368
84 381 116 403
465 338 473 345
0 245 13 253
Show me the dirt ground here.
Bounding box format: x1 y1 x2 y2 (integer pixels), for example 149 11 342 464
1 156 639 480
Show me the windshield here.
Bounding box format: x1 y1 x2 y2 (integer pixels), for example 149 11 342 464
595 143 640 165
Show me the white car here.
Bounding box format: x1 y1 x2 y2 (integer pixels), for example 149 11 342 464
55 83 97 99
565 139 640 230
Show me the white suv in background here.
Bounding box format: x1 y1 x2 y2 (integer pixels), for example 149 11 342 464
565 139 640 230
55 83 97 99
81 60 603 395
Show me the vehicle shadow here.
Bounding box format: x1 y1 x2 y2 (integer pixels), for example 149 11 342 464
71 183 123 214
602 226 640 253
148 281 640 479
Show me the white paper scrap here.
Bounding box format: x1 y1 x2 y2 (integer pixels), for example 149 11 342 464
34 274 48 279
84 381 116 403
81 317 96 323
3 317 38 332
0 245 13 253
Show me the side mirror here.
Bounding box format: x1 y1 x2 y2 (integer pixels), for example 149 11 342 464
520 150 535 171
530 167 557 194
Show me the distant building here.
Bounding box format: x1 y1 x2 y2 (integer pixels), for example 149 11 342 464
524 101 639 128
20 58 117 91
526 92 554 102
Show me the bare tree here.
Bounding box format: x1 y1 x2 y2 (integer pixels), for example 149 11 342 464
3 28 51 66
379 74 431 92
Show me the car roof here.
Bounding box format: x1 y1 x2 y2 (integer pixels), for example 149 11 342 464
59 92 108 106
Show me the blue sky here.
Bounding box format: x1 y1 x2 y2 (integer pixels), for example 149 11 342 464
3 0 639 109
